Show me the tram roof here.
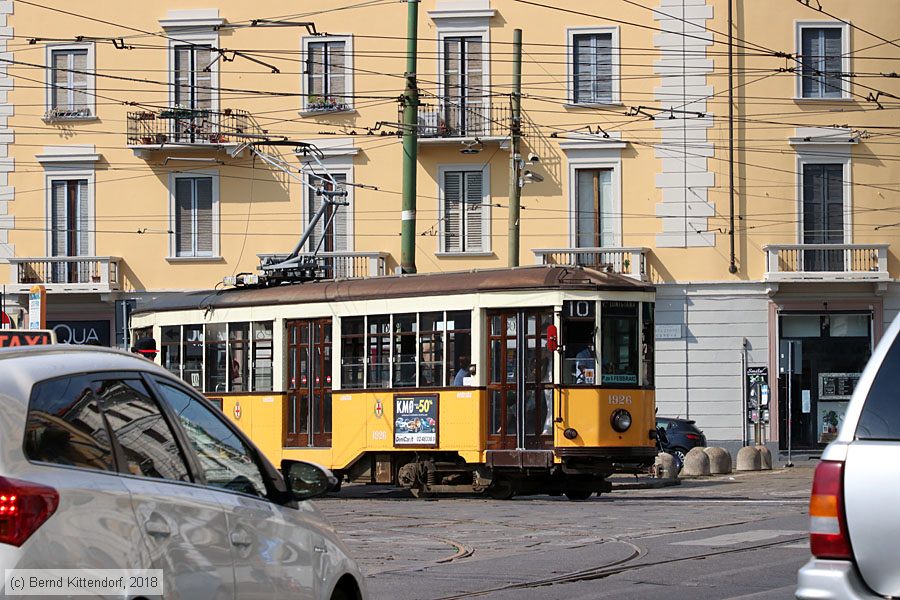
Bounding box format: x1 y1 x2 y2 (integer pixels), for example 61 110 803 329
133 265 654 315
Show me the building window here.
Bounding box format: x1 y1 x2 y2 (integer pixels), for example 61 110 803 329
307 173 349 252
304 39 350 113
49 179 90 284
442 36 485 135
172 175 216 258
572 32 614 104
442 169 487 253
575 169 614 248
802 163 845 271
798 25 846 99
47 46 93 119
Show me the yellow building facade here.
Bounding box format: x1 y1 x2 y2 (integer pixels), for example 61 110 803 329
1 0 898 450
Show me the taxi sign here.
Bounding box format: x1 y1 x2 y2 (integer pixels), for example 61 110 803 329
0 329 57 348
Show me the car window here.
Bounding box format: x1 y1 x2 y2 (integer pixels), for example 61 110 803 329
155 381 268 497
94 378 191 483
856 334 900 441
24 375 115 472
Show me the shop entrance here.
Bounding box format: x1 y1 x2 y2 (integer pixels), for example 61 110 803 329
777 313 871 450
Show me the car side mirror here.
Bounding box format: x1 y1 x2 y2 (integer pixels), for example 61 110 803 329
281 460 338 501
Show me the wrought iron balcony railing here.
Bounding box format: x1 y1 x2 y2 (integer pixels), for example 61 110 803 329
533 247 650 281
256 251 388 280
127 108 261 147
9 256 123 292
764 244 889 281
404 102 509 140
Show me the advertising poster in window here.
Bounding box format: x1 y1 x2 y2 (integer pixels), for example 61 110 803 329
394 394 439 447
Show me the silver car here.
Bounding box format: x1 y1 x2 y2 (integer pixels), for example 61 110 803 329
796 314 900 599
0 346 366 600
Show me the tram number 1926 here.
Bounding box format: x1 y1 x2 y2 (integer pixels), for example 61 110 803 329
608 394 632 405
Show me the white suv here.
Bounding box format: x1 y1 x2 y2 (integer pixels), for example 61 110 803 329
0 346 366 600
796 314 900 599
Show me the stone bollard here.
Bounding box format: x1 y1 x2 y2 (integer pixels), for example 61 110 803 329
654 452 679 480
736 446 762 471
704 447 733 474
756 445 773 470
681 447 711 477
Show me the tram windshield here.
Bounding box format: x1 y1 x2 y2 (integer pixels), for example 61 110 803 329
601 301 639 386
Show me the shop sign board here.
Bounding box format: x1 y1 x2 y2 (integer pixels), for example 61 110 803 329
394 394 439 447
48 320 111 347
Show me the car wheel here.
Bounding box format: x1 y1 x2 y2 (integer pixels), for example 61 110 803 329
487 480 516 500
672 447 687 466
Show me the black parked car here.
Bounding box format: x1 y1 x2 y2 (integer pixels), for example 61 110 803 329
656 417 707 464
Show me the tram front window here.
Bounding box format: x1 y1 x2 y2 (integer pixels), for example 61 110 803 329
601 301 639 386
562 301 597 385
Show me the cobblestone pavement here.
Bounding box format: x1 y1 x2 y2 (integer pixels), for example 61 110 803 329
315 465 816 600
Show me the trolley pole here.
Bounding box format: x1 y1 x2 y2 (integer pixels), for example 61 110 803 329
507 29 523 268
400 0 420 274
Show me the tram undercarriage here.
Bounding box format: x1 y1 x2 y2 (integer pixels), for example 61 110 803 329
339 449 657 500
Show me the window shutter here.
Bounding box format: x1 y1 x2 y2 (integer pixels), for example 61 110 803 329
194 47 213 110
174 46 191 107
802 164 824 244
824 165 844 243
598 169 615 246
464 170 484 252
443 171 462 252
329 42 346 101
575 170 596 248
71 51 88 112
52 51 68 109
823 29 843 98
51 181 67 257
594 34 613 102
77 179 89 255
307 175 323 251
573 35 593 103
332 175 349 251
195 177 214 255
308 43 325 101
801 29 822 98
175 178 193 256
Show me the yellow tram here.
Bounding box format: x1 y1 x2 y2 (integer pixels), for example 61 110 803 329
131 266 657 500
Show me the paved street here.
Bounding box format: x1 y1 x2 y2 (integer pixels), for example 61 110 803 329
316 465 815 600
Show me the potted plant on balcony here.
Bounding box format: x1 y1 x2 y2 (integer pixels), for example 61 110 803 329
306 95 349 113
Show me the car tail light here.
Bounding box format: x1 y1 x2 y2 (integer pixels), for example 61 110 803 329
0 476 59 547
685 433 701 441
809 460 852 560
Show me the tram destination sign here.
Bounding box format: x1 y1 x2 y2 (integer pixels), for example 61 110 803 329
394 394 439 447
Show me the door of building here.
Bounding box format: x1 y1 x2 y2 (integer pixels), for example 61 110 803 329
286 319 332 447
486 309 554 451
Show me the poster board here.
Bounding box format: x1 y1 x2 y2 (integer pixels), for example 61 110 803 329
394 394 439 447
819 372 861 400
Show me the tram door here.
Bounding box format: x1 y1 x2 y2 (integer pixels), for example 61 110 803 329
487 309 554 450
286 319 333 447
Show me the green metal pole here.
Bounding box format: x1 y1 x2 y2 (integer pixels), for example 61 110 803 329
400 0 419 274
508 29 523 268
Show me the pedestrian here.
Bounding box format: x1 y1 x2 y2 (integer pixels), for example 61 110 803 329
131 337 158 361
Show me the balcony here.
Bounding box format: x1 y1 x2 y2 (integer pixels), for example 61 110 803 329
256 251 389 280
126 108 262 151
533 247 651 281
764 244 890 282
8 257 123 293
406 102 509 144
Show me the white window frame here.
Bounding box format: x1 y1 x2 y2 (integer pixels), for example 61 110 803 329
794 150 852 244
44 43 96 121
167 170 221 260
300 34 354 115
167 32 219 113
297 139 358 252
795 21 851 100
302 168 354 253
436 164 492 256
567 26 620 106
560 139 625 248
43 169 95 257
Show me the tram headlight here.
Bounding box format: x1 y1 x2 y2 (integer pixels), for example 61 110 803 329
611 409 632 433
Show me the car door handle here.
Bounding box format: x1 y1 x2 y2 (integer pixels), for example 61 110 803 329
143 518 171 538
230 531 253 548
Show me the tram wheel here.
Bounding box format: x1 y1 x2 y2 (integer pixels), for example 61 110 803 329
563 489 593 501
487 481 516 500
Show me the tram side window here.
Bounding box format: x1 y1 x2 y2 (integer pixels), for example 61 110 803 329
394 315 417 387
184 325 204 391
367 316 391 388
446 311 472 386
205 323 227 393
341 317 365 389
229 323 251 393
642 302 655 388
601 301 639 386
252 322 273 392
161 326 181 379
562 301 596 385
419 312 444 387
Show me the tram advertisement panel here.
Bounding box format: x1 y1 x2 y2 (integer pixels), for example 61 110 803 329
394 394 439 447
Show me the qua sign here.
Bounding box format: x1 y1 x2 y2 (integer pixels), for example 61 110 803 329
48 320 111 346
